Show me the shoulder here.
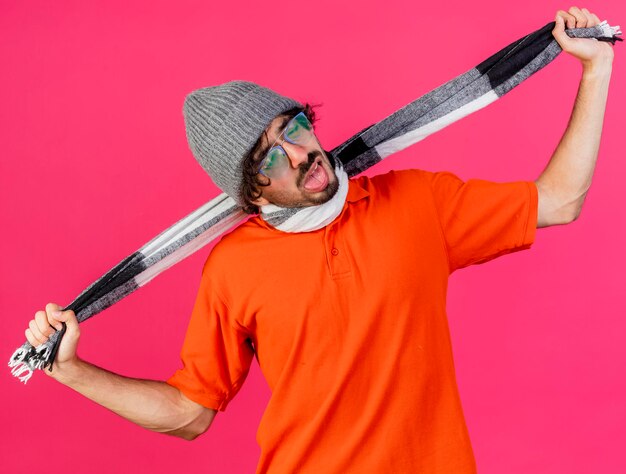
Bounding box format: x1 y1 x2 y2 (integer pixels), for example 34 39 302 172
201 218 263 273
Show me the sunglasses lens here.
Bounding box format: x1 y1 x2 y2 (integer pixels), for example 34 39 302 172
258 113 316 178
284 113 313 145
261 147 289 178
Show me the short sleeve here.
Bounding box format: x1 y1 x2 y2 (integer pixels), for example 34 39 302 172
424 171 538 273
166 259 255 412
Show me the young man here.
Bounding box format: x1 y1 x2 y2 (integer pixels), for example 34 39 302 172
25 7 613 473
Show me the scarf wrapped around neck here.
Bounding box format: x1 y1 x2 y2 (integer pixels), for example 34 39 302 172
9 20 621 383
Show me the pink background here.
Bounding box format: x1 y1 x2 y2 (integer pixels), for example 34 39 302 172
1 1 624 472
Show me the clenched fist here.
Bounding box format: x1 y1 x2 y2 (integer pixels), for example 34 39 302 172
25 302 81 376
552 7 615 70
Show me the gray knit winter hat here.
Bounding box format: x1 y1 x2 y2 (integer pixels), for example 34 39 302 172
183 80 303 205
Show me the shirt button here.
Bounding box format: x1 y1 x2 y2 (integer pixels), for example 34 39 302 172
331 248 339 256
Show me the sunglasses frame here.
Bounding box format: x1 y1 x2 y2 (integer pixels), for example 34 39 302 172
256 111 315 179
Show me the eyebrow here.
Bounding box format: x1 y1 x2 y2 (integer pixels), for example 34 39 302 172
256 115 292 161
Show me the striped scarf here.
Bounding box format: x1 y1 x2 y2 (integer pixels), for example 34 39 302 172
9 20 621 383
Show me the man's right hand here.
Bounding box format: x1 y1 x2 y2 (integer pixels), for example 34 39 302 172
23 301 216 439
25 302 81 376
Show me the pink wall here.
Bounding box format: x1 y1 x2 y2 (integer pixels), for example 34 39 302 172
1 1 624 472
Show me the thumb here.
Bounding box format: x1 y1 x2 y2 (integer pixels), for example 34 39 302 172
49 308 81 364
51 308 79 332
552 14 571 50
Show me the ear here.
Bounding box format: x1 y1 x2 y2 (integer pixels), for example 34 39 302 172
251 195 270 207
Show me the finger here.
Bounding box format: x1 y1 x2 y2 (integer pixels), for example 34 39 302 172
46 302 66 330
582 9 596 27
50 308 79 332
581 8 599 27
45 302 63 317
29 319 48 343
560 10 577 29
568 7 587 28
45 304 64 331
588 10 601 27
555 11 573 31
49 309 81 356
35 310 56 337
25 328 40 347
553 14 571 46
568 15 577 29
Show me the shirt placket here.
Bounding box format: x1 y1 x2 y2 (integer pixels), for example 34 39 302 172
323 220 352 279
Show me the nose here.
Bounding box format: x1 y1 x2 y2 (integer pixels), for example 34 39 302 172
282 141 310 169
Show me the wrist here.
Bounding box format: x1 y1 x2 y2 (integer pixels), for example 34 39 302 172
582 56 613 77
46 356 84 384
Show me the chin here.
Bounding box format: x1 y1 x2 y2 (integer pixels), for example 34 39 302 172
266 151 341 209
307 172 340 205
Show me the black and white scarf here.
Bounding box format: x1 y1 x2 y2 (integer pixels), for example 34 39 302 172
9 20 621 383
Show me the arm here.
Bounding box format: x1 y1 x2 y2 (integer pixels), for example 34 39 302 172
26 303 216 441
535 6 614 228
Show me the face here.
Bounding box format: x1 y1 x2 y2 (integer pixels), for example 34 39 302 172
251 113 339 209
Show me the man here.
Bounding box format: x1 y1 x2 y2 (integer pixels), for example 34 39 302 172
24 7 613 473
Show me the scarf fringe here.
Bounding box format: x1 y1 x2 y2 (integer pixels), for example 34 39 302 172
8 343 50 383
600 21 622 38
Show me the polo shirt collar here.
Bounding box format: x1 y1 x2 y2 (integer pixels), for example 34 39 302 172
346 177 370 203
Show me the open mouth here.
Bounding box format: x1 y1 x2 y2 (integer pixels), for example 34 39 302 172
302 159 329 192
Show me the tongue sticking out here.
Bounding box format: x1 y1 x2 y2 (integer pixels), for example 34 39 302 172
303 164 329 192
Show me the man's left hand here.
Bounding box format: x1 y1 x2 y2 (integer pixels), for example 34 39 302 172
552 6 615 71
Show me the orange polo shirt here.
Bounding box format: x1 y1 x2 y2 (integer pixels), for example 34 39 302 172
167 168 538 473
